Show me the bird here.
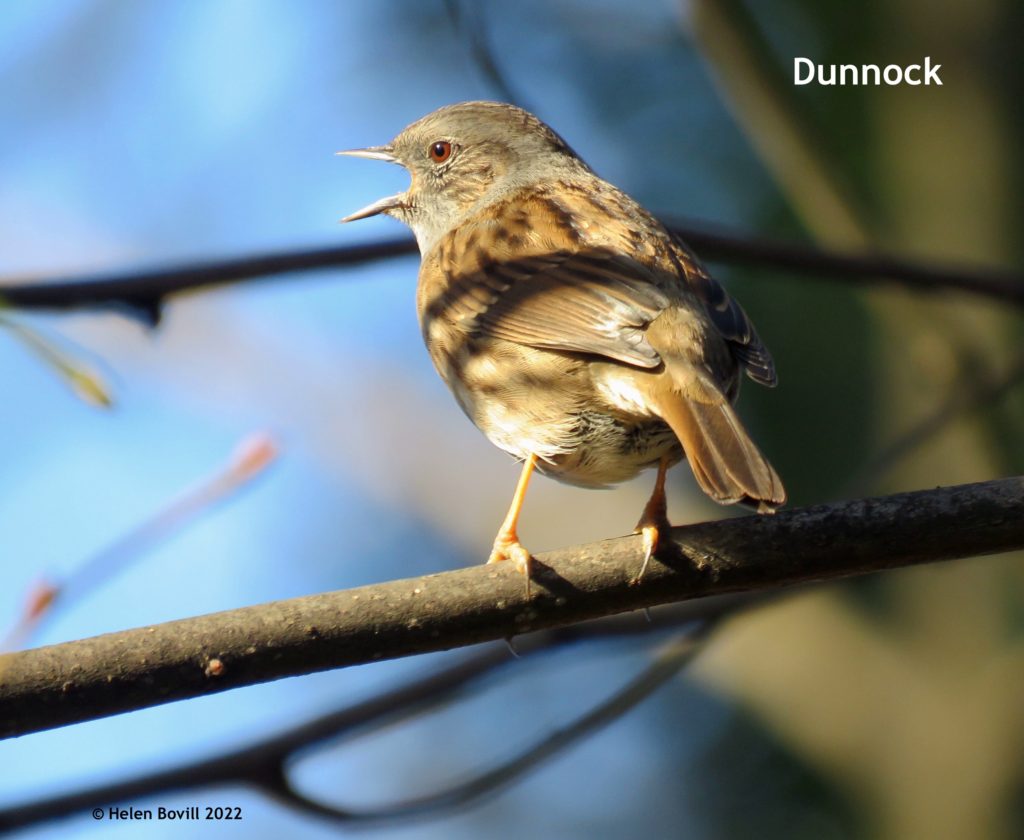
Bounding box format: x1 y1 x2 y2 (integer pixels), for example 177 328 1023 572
340 101 784 593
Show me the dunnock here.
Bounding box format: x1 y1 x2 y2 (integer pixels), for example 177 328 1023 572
341 101 784 591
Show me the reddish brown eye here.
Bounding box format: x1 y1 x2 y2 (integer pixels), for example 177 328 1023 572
428 140 452 163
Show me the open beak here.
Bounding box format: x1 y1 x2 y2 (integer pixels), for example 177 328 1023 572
337 145 407 222
340 192 407 223
336 145 398 163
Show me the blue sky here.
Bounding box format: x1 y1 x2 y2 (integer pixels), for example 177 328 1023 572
0 3 765 837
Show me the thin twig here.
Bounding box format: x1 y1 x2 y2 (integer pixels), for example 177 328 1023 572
444 0 529 108
267 630 707 824
843 352 1024 496
1 225 1020 326
0 600 742 832
666 222 1024 304
2 434 278 651
0 238 419 324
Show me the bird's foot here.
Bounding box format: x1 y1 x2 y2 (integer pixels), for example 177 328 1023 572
488 535 534 599
632 512 671 585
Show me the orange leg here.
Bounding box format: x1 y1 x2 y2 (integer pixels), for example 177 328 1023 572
488 453 538 596
633 455 672 583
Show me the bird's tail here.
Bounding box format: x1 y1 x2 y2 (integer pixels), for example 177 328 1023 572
652 383 785 512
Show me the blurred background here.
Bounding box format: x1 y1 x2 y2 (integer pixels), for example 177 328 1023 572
1 1 1023 838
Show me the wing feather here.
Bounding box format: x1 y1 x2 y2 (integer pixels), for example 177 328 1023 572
668 236 778 388
436 248 671 368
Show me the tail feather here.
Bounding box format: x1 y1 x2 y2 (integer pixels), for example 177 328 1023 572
654 387 785 512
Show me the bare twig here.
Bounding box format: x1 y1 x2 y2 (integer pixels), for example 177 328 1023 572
665 222 1024 305
0 238 419 324
1 225 1020 326
2 434 278 651
267 631 706 824
844 352 1024 496
0 600 741 832
444 0 529 108
1 476 1021 742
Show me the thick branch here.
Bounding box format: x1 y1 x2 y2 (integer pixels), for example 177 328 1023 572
2 225 1021 325
1 475 1021 740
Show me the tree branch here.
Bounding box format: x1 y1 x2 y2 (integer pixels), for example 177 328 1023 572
668 222 1024 305
1 224 1021 326
0 601 740 832
0 238 419 324
265 631 706 825
1 475 1021 741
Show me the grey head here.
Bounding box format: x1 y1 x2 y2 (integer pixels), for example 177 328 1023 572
340 101 591 253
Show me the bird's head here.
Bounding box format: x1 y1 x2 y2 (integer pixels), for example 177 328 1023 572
339 101 588 253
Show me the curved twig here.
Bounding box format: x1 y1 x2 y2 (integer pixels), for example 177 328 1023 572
0 601 739 832
264 630 706 824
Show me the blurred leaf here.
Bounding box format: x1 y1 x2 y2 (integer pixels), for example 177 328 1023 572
0 313 114 408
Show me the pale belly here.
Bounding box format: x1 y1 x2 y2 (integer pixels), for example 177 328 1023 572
436 339 684 488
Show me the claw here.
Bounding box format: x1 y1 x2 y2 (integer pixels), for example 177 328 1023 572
635 523 661 583
488 537 533 599
632 454 672 584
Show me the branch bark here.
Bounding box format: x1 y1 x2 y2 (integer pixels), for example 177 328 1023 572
2 224 1021 325
1 475 1021 741
0 238 419 324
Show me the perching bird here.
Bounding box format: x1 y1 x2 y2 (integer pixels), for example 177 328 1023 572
341 101 784 591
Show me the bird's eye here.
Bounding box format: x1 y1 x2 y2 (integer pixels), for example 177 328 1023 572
428 140 452 163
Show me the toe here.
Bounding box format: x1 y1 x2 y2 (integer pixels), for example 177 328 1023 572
488 538 534 598
489 538 532 572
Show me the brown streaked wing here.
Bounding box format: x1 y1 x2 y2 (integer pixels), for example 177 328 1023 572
433 248 672 368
